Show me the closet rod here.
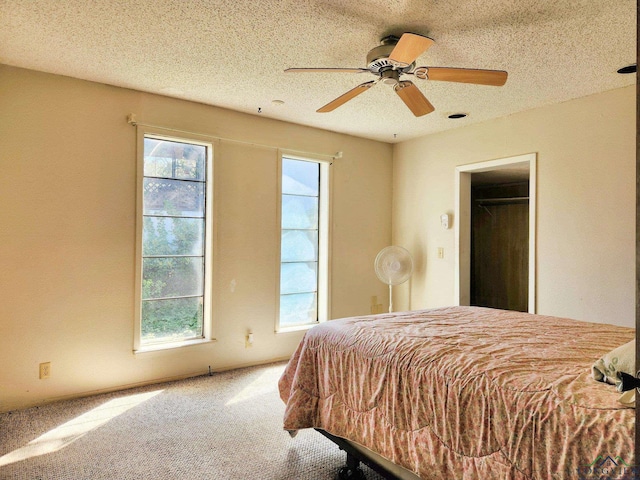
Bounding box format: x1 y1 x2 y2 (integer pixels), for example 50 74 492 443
126 113 342 161
475 196 529 205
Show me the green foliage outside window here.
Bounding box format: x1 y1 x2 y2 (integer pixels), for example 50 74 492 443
141 215 204 342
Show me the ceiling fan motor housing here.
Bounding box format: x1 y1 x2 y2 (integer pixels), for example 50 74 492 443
366 39 414 75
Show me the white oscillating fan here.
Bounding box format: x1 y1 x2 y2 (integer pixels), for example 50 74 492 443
374 246 414 313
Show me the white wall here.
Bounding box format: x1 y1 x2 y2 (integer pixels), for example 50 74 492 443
0 65 393 412
392 86 635 327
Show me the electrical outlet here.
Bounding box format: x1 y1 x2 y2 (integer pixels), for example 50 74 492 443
371 296 384 314
371 304 384 314
39 362 51 379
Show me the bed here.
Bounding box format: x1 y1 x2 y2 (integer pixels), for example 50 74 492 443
278 306 635 479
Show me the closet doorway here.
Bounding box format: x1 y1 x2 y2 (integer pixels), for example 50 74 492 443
471 178 529 311
455 153 536 313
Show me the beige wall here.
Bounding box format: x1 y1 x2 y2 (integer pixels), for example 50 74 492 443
0 65 393 412
393 86 635 327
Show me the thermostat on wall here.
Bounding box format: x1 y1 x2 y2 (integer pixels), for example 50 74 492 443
440 213 451 230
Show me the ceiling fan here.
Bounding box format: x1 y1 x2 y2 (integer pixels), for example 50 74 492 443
285 33 508 117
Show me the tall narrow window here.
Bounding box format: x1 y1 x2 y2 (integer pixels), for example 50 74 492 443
137 135 211 347
279 157 329 329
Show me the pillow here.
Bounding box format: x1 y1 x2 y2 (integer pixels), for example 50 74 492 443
592 339 635 385
618 389 635 408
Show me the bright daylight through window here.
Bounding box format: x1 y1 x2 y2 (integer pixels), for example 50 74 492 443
138 136 211 347
279 157 328 329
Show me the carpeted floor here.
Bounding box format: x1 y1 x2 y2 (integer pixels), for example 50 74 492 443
0 362 385 480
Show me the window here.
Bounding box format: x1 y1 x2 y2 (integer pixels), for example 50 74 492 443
136 135 212 349
278 156 329 330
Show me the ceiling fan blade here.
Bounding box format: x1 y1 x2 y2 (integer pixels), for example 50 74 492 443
285 68 369 73
394 81 435 117
317 81 376 113
417 67 508 86
388 33 435 68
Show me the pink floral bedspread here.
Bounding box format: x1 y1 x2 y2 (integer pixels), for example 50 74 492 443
278 306 635 479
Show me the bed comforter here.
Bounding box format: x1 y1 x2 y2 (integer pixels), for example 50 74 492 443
278 306 635 479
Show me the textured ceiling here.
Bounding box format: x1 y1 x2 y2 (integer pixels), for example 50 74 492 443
0 0 636 143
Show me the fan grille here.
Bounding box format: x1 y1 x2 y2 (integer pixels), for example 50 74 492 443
374 246 413 286
368 58 393 73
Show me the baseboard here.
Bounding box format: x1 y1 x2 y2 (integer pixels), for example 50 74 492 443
1 356 291 414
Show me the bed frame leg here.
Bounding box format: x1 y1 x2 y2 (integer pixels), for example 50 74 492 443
316 428 401 480
336 452 366 480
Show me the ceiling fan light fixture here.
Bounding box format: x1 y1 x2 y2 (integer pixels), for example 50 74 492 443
380 68 400 86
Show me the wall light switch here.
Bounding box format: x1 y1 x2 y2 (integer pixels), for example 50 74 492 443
437 247 445 259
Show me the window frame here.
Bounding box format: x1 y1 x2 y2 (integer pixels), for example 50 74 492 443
276 152 331 333
134 129 215 352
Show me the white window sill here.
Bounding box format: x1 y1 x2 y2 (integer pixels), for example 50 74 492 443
134 338 216 355
277 323 319 334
